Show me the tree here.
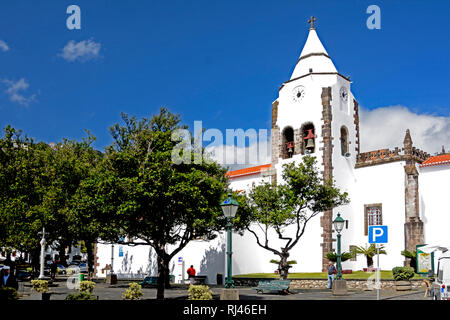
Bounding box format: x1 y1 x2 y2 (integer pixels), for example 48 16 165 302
325 252 353 263
351 244 387 268
245 156 349 279
95 108 240 299
0 126 49 272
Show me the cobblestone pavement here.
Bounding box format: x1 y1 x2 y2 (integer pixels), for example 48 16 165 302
17 278 431 301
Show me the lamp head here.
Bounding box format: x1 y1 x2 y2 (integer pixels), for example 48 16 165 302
333 213 345 234
220 193 239 219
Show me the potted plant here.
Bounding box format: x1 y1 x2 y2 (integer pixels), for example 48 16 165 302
351 244 386 271
0 287 19 300
187 285 213 300
31 279 50 300
122 282 143 300
65 280 98 300
392 267 415 291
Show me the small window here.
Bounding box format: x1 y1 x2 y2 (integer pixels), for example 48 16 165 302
340 126 349 156
281 126 294 159
301 123 315 154
364 204 382 236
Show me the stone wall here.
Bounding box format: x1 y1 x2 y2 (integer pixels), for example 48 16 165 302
320 87 334 272
232 277 426 290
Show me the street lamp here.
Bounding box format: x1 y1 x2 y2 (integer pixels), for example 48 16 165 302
333 213 345 280
38 227 47 279
220 193 239 289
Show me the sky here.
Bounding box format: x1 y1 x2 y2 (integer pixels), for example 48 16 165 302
1 0 450 167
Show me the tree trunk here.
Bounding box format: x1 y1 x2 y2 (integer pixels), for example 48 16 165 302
367 256 374 268
278 252 290 280
58 243 68 267
86 240 94 280
164 258 171 289
30 249 40 276
156 254 166 300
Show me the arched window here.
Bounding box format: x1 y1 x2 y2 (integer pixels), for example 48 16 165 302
301 122 315 154
282 126 294 159
340 126 349 156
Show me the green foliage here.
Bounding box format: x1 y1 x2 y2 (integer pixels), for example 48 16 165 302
325 252 353 262
350 244 387 267
65 280 97 300
0 287 19 300
79 280 96 294
245 156 349 279
392 266 415 281
401 250 416 259
270 259 297 265
122 282 143 300
65 291 97 300
187 285 213 300
91 109 236 299
31 280 49 293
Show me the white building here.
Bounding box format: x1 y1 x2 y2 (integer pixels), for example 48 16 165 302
94 20 450 283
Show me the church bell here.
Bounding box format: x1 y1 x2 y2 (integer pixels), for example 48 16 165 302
304 129 315 152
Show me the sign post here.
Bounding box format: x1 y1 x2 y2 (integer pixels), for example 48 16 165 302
368 225 388 300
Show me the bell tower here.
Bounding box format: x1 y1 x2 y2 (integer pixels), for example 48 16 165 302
271 17 360 271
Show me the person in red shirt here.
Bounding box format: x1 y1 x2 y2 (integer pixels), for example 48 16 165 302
187 265 196 284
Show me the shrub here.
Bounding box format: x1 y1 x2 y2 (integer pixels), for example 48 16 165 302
31 280 49 293
0 287 19 300
392 266 415 281
326 252 353 262
79 281 96 294
188 285 213 300
269 259 297 265
65 292 97 300
122 282 143 300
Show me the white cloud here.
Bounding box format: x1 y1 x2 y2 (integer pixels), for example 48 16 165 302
359 106 450 155
204 136 271 171
0 40 9 52
184 106 450 172
2 78 36 106
60 39 101 62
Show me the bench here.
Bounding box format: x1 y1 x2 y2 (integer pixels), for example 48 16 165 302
139 275 175 286
193 275 208 285
252 280 291 294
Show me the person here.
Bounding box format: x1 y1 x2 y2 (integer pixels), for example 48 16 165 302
1 266 18 290
187 265 196 285
327 261 336 289
50 261 58 279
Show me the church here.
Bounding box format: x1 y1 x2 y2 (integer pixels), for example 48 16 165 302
94 19 450 283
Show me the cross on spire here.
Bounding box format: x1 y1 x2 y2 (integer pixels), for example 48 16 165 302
308 16 317 29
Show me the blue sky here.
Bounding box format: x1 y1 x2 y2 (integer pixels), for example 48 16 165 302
1 0 449 153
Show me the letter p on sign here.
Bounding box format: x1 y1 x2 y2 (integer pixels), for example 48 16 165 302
368 225 388 244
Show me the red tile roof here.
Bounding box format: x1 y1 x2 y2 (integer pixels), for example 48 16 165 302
226 164 271 179
420 154 450 168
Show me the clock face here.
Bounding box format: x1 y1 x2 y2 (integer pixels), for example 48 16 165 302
340 87 348 102
292 86 305 102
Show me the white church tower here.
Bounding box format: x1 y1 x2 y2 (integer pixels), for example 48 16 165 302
271 17 360 271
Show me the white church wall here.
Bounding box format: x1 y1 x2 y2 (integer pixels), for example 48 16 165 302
344 161 407 271
419 163 450 269
95 235 226 284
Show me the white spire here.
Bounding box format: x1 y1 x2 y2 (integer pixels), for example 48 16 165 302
290 23 338 80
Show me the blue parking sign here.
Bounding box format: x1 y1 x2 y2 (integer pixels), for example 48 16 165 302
368 225 388 244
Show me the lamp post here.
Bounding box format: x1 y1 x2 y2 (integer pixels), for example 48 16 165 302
220 193 239 289
38 227 47 279
333 213 345 280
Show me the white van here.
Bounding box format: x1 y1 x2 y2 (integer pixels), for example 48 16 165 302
431 251 450 300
